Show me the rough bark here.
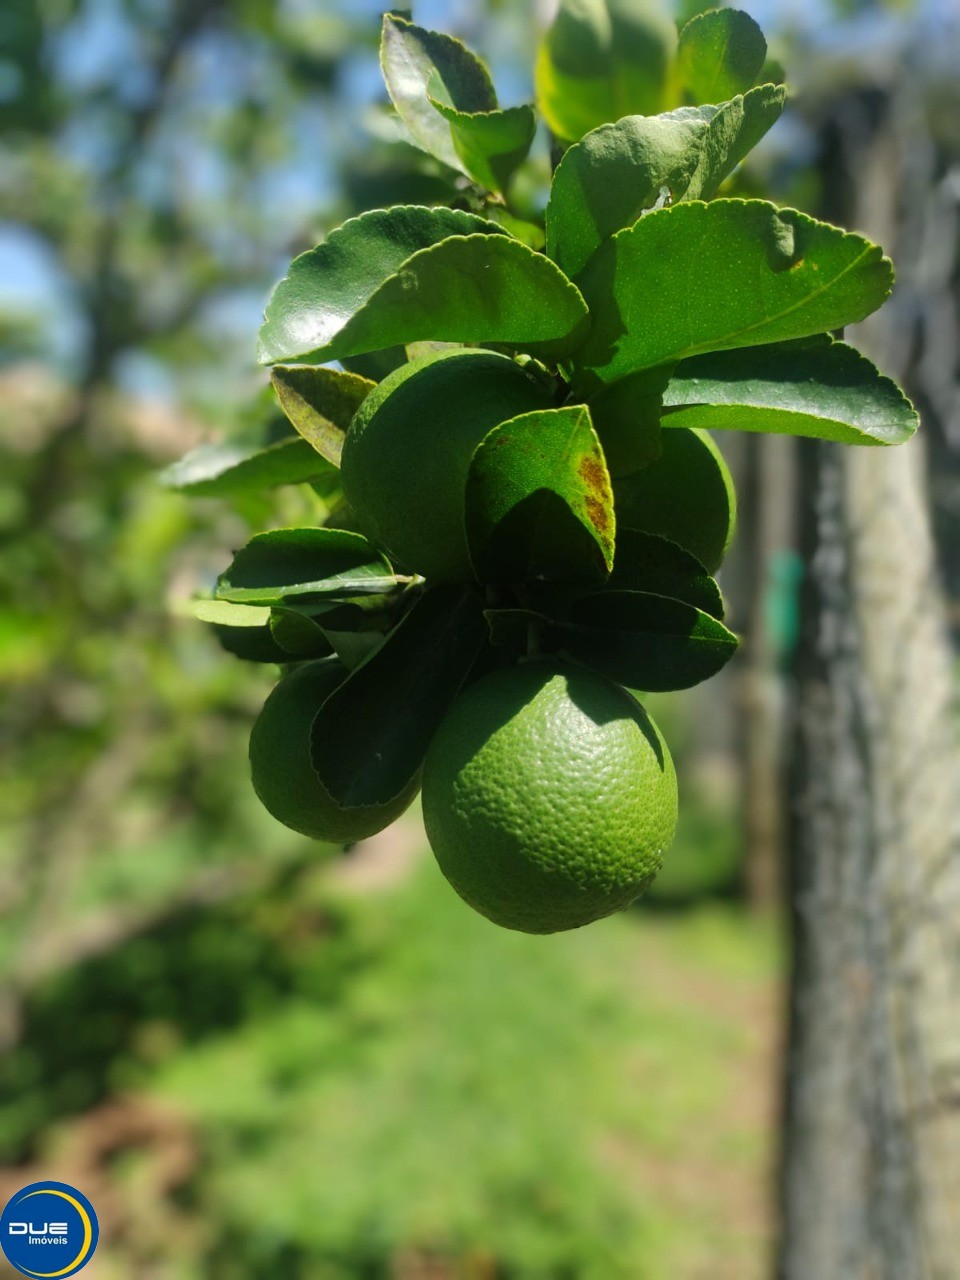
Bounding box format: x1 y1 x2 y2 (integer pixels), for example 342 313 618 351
780 84 960 1280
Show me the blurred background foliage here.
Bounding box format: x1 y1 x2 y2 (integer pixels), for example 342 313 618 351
1 0 957 1276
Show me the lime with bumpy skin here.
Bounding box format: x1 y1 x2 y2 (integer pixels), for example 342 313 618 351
340 348 554 582
613 427 736 573
249 659 420 842
422 659 678 933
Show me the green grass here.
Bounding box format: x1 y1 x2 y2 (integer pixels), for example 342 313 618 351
133 836 781 1279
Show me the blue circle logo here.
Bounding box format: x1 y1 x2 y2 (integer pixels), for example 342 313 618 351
0 1182 99 1277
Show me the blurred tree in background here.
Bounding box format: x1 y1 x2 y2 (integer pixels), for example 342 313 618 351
771 11 960 1276
0 0 405 1023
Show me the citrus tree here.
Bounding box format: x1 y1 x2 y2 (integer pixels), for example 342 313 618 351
167 4 917 934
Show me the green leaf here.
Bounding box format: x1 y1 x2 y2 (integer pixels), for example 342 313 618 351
465 405 615 584
282 595 398 630
159 437 335 497
379 13 536 194
323 605 396 668
259 207 499 365
311 585 487 807
188 600 293 664
517 528 724 624
484 585 735 688
274 595 398 667
211 624 292 665
662 336 919 445
607 529 724 618
572 199 894 390
677 9 767 104
190 599 271 628
216 528 396 604
548 114 702 278
268 607 336 659
429 93 536 194
320 627 386 671
535 0 677 142
380 14 496 173
681 84 785 199
271 365 374 467
545 85 786 278
482 605 551 652
258 206 589 366
561 589 738 689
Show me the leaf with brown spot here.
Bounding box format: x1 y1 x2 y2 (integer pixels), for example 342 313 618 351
464 404 615 584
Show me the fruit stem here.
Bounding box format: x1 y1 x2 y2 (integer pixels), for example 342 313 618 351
526 621 541 657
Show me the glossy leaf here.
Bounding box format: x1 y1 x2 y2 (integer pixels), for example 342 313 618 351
380 14 496 173
429 93 536 194
607 529 724 618
561 589 738 689
311 585 487 807
535 0 677 142
259 206 500 364
677 9 767 104
379 12 535 194
465 405 615 584
662 336 919 445
159 436 335 496
271 365 374 466
216 528 395 604
484 587 735 688
546 85 786 277
258 206 589 366
573 199 894 390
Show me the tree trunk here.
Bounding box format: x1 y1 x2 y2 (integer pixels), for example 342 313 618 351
779 85 960 1280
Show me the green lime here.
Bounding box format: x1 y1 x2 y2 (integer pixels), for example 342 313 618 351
613 427 736 573
249 659 420 842
340 348 554 582
422 659 677 933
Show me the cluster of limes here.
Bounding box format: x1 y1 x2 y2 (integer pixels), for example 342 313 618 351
250 348 736 933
